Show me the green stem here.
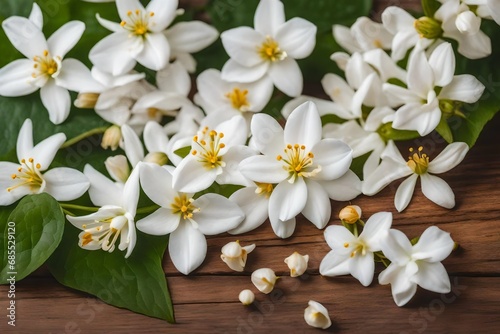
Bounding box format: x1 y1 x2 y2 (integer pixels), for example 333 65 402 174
136 205 161 214
60 203 99 212
60 126 108 149
63 208 76 217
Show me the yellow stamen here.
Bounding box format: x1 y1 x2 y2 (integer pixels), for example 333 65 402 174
225 88 250 111
258 36 287 62
171 194 199 220
407 146 429 175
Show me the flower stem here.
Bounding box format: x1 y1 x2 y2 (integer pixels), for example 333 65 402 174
136 205 161 214
62 208 76 217
60 203 99 212
60 126 109 149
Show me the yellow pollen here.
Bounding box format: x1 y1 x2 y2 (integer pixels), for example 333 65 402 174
191 150 197 155
373 39 383 48
121 9 152 36
127 10 132 16
43 50 49 57
226 88 250 111
82 233 93 246
344 242 349 248
11 174 16 179
219 133 224 138
32 50 59 79
258 36 286 62
277 155 282 161
407 146 429 175
7 158 44 193
278 143 320 182
120 21 126 26
150 12 155 17
29 158 34 163
171 194 199 220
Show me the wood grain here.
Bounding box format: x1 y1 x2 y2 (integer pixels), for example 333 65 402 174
2 0 500 333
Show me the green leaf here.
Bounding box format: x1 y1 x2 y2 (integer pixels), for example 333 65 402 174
0 95 109 160
436 116 453 143
0 194 65 283
350 152 371 180
377 122 420 142
47 226 174 322
421 0 441 17
174 146 192 159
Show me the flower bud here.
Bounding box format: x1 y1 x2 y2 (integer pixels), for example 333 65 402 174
74 92 100 109
455 11 481 35
304 300 332 329
414 16 443 39
251 268 278 294
221 241 255 272
143 152 169 166
105 155 130 183
101 125 122 151
284 252 309 277
238 289 255 305
339 205 361 224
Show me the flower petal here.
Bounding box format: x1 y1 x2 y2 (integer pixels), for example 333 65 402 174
31 132 66 170
0 162 30 206
270 177 307 221
84 164 123 207
412 226 454 262
146 0 178 32
121 124 144 167
122 165 140 216
321 170 362 201
134 33 170 71
312 139 352 181
380 229 412 265
428 142 469 174
117 0 145 21
284 101 321 149
0 59 39 97
48 21 85 58
217 145 256 186
438 74 485 103
319 250 351 276
383 83 421 105
420 173 455 209
359 212 392 251
2 17 48 59
139 163 177 207
378 264 417 307
43 167 89 201
394 174 418 212
136 207 180 235
89 32 137 76
228 187 269 235
268 57 302 97
392 100 441 136
428 42 455 87
167 21 219 53
455 30 491 59
249 113 284 156
254 0 285 36
221 59 268 83
269 208 296 239
411 261 451 293
275 17 316 59
301 180 331 229
362 160 411 196
96 13 122 32
172 156 218 193
239 155 288 184
321 73 355 111
29 3 43 30
40 80 71 124
221 27 264 67
323 225 357 251
350 252 375 286
169 221 207 275
194 193 244 235
16 119 33 162
56 59 103 93
157 61 191 96
407 48 434 97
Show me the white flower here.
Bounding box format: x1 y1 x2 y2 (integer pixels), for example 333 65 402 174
101 125 123 151
0 119 89 206
304 300 332 329
284 251 309 277
136 163 244 275
251 268 278 294
194 69 273 129
90 0 179 75
220 0 316 97
172 116 255 193
66 164 140 258
240 101 360 238
379 226 455 306
381 6 435 61
0 4 97 124
333 16 393 54
436 0 492 59
220 240 256 272
385 42 485 136
104 155 130 183
121 122 171 167
319 212 392 286
238 289 255 305
363 141 469 212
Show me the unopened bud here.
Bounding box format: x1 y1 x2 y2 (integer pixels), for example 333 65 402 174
238 289 255 305
101 125 122 151
339 205 361 224
143 152 169 166
455 11 481 35
221 241 255 272
304 300 332 329
284 252 309 277
414 16 443 39
251 268 278 294
105 155 130 183
74 92 100 109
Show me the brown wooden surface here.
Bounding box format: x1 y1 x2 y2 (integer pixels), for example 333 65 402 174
2 0 500 333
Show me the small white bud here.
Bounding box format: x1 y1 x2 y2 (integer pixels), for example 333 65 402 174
101 125 122 151
74 92 99 109
251 268 278 294
105 155 130 183
221 241 255 272
238 289 255 306
455 11 481 35
304 300 332 329
339 205 361 224
284 251 309 277
143 152 169 166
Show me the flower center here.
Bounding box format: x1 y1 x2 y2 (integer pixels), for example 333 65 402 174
258 36 287 62
226 88 250 111
80 214 127 252
171 194 199 220
7 158 44 193
373 39 383 48
32 50 59 79
407 146 429 175
191 127 227 170
120 9 155 37
276 144 321 183
255 182 274 198
344 240 367 258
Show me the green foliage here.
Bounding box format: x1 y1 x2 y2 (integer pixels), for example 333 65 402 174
0 194 64 283
421 0 441 17
47 226 175 322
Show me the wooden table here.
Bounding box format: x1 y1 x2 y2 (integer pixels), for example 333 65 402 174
2 0 500 333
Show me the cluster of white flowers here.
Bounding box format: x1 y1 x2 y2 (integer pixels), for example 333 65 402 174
0 0 491 320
